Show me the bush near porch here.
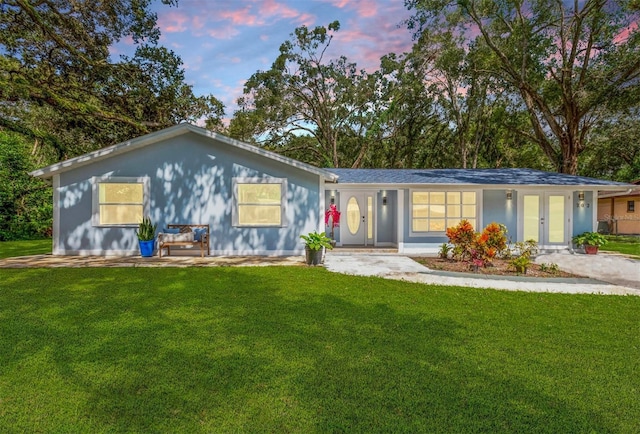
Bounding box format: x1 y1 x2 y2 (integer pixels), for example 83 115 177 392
0 265 639 432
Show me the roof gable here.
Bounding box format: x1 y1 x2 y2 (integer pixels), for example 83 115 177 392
30 124 338 182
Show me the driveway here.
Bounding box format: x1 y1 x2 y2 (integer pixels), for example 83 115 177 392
324 251 640 296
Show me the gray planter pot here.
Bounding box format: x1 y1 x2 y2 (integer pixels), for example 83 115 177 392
305 246 324 265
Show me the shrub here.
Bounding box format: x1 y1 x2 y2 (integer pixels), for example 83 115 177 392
508 240 539 274
438 243 452 259
446 220 476 261
446 220 508 267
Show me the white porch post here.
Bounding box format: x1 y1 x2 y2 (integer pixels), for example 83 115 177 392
397 189 404 253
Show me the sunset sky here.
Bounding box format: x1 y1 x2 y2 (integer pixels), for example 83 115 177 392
112 0 415 117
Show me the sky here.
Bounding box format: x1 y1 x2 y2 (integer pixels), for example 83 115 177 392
113 0 416 119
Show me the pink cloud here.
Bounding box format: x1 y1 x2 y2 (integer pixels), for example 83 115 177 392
322 0 377 17
296 13 316 27
259 0 299 19
218 6 262 26
157 11 190 33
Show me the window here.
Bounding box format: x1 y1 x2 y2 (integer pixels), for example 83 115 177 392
628 200 636 213
233 178 287 227
92 177 148 226
411 191 476 233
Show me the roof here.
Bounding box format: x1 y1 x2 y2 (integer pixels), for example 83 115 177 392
30 124 338 182
326 168 635 188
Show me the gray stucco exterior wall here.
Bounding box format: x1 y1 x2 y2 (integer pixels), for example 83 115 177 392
55 132 321 255
483 190 518 242
572 190 594 236
376 190 396 244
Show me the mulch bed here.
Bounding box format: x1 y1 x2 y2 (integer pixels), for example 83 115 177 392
413 257 579 278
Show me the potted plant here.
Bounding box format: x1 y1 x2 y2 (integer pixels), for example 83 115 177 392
572 231 608 254
324 204 341 247
300 231 333 265
136 216 157 257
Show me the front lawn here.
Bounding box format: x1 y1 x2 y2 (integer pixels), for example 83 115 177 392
0 238 51 259
601 235 640 258
1 267 639 432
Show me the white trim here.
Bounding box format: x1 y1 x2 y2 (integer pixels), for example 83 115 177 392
30 123 338 182
592 191 599 231
319 177 326 233
232 177 288 227
329 182 632 191
91 176 150 227
397 189 404 249
52 174 61 255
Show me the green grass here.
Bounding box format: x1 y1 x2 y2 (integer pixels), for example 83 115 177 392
601 235 640 258
0 238 51 259
1 266 639 433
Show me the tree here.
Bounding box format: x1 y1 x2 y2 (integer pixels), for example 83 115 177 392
405 0 640 174
0 131 52 240
234 21 383 168
580 114 640 182
0 0 224 159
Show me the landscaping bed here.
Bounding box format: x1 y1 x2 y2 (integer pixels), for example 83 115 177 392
414 256 580 278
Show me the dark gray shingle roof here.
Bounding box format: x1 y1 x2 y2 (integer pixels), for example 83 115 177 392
325 168 631 186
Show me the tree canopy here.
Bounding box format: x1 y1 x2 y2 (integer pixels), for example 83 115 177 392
405 0 640 174
0 0 224 159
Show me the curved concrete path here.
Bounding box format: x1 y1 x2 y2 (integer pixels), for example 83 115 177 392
324 252 640 296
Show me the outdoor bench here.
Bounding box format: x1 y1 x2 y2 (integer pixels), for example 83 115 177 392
158 224 210 258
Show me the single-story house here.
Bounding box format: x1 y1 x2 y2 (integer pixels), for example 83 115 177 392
30 124 638 256
597 180 640 235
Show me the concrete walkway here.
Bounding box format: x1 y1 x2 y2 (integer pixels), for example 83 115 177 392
324 251 640 296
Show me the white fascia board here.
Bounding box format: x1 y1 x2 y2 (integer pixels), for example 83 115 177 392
327 183 632 190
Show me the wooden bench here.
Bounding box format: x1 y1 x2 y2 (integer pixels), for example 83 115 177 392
158 224 210 258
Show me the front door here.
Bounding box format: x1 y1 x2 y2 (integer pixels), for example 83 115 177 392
521 193 568 245
341 191 375 246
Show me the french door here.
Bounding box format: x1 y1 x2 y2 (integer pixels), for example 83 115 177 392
520 193 568 245
340 191 375 246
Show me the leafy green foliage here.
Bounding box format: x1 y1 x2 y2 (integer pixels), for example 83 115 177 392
135 217 157 241
572 232 609 247
405 0 640 174
508 240 539 273
0 132 52 240
300 231 333 251
0 267 639 432
0 0 224 160
234 21 386 168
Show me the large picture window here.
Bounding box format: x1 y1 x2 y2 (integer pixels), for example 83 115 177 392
233 178 287 227
92 177 148 226
411 191 477 233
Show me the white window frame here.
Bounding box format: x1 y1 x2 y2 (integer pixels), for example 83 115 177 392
409 189 479 236
232 177 288 227
91 176 150 227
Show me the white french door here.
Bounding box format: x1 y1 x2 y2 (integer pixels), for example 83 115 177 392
340 191 375 246
520 193 568 245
